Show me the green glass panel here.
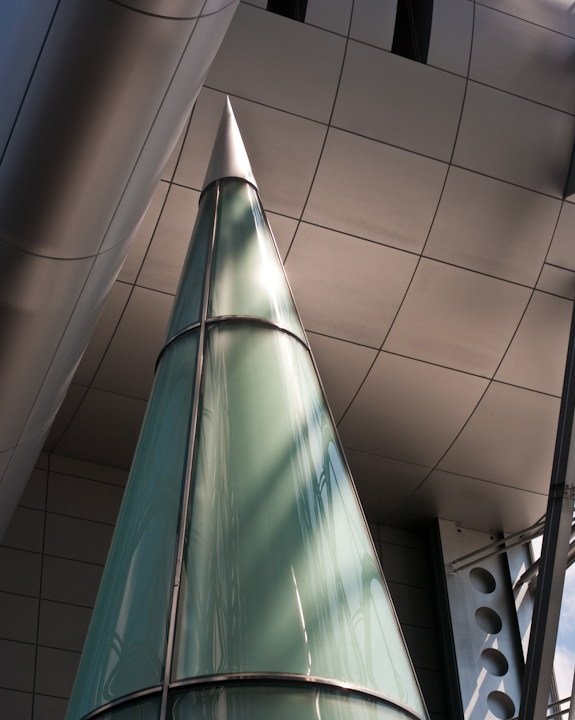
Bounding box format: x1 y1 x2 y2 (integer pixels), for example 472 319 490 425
66 332 199 720
173 325 425 718
98 696 161 720
169 684 411 720
165 185 216 339
208 179 304 342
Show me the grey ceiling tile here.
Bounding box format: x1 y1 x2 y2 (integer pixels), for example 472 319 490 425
471 5 575 115
384 258 531 377
1 508 44 554
35 453 49 470
35 646 80 698
41 556 103 609
137 185 200 295
267 212 298 261
53 389 147 471
175 88 327 217
0 639 35 692
333 42 466 161
44 512 114 565
438 381 559 493
495 291 571 396
344 449 430 524
424 167 560 286
349 0 397 50
304 128 447 252
475 0 575 39
45 382 88 452
453 82 575 197
73 282 132 386
305 0 352 35
93 287 173 400
49 456 127 487
0 547 41 598
118 182 169 284
0 688 32 719
18 468 47 511
536 263 575 300
307 332 377 422
286 223 417 346
0 592 38 644
47 473 123 526
33 695 68 720
338 352 488 466
547 202 575 271
38 600 91 653
205 3 346 122
399 470 547 534
427 0 473 77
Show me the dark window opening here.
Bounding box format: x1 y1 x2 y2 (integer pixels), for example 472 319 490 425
391 0 434 64
267 0 308 22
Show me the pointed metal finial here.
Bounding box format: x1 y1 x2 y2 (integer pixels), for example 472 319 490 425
202 97 258 191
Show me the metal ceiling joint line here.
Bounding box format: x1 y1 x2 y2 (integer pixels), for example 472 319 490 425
0 0 241 541
64 99 430 720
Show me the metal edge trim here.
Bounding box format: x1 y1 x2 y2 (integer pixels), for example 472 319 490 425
200 176 258 202
159 181 221 720
168 672 425 720
80 686 162 720
156 316 309 370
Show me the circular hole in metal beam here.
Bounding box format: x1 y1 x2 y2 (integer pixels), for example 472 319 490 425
469 567 496 594
487 691 515 719
475 607 502 634
481 648 508 676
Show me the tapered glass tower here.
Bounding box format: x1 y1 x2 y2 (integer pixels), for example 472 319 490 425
66 99 428 720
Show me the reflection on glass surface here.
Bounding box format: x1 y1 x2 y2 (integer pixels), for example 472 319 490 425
169 685 411 720
99 696 161 720
208 179 304 342
173 325 424 717
165 185 216 340
66 333 199 720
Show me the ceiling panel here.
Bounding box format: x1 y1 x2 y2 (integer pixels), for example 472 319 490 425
92 287 173 400
304 128 447 252
267 212 298 261
338 352 488 467
332 41 465 161
53 388 146 470
495 291 571 396
286 223 417 347
424 166 560 286
398 469 547 535
474 0 575 39
384 258 531 377
73 281 132 386
137 185 200 295
438 381 559 493
205 2 346 122
174 88 327 218
43 384 88 454
307 332 377 423
427 0 473 77
471 5 575 114
161 115 189 182
349 0 397 51
536 263 575 300
547 202 575 272
453 81 575 197
305 0 352 35
117 181 170 285
345 449 430 524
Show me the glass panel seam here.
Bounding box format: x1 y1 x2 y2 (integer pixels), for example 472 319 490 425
168 673 426 720
79 687 162 720
159 180 221 720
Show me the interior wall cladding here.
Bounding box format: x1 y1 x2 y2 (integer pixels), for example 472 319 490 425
0 456 452 720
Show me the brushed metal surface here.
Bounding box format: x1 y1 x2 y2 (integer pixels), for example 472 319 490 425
0 0 240 540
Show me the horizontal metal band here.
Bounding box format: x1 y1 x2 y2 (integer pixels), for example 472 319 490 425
80 686 162 720
169 672 425 720
156 315 309 370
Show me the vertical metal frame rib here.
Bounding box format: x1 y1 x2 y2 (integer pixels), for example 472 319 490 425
520 300 575 720
159 181 220 720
